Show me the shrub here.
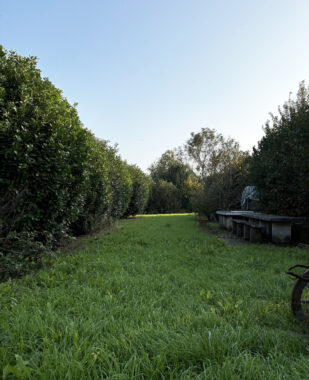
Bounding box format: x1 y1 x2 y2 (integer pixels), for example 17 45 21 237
0 47 135 278
70 136 112 235
147 180 182 213
149 150 195 210
249 82 309 216
0 231 50 281
192 155 249 217
124 165 150 217
104 143 133 220
0 47 89 245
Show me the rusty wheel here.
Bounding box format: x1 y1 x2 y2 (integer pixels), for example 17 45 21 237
291 270 309 322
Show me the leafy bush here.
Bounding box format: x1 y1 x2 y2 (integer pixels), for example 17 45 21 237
148 150 196 210
0 231 50 281
71 136 112 235
147 180 182 213
0 47 89 245
182 127 248 216
124 165 150 217
191 154 249 217
105 145 133 220
70 139 133 234
0 47 138 278
249 82 309 216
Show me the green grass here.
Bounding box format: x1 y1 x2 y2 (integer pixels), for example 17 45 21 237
1 214 309 379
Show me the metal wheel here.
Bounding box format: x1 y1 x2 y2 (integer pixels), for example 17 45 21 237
291 270 309 322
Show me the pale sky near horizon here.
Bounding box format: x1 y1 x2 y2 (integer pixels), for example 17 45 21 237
1 0 309 171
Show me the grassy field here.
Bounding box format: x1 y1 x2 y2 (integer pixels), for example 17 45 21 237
1 214 309 379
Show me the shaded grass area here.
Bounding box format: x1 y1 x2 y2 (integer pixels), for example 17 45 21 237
1 214 309 379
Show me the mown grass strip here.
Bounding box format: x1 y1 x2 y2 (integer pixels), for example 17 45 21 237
1 214 309 379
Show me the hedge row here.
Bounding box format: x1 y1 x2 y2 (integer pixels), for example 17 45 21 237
249 82 309 216
0 47 149 279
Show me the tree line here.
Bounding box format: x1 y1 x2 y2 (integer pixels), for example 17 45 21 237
1 45 309 279
146 128 249 216
147 83 309 219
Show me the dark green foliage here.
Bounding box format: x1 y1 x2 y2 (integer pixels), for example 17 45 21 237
149 150 192 188
148 150 195 211
0 231 50 280
147 133 247 215
185 128 249 217
70 137 112 235
249 82 309 216
71 140 134 234
0 47 142 279
0 47 89 244
147 180 182 213
105 144 133 220
194 156 249 217
124 165 149 216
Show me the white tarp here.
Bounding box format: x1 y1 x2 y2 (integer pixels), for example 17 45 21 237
241 186 259 208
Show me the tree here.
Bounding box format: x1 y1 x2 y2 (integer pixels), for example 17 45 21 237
148 150 196 210
147 180 182 213
198 154 249 217
249 82 309 216
185 128 243 179
184 128 248 216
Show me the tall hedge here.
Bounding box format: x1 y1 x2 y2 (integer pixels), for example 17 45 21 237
124 165 150 217
0 47 146 279
71 139 134 235
104 144 133 220
249 82 309 216
0 47 89 244
70 136 113 235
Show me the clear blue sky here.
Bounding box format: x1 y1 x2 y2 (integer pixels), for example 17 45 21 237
1 0 309 171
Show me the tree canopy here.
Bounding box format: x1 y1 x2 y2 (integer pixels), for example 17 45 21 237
185 127 244 179
148 150 196 212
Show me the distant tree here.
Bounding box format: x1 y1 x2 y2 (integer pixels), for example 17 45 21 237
147 180 182 213
149 150 191 187
149 150 195 210
184 128 249 216
249 81 309 216
198 154 249 217
185 128 243 179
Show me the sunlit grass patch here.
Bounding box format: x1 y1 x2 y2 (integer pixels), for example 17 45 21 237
138 212 194 217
